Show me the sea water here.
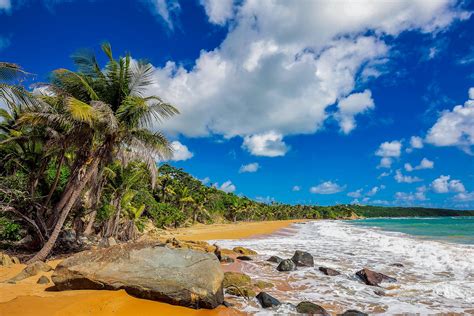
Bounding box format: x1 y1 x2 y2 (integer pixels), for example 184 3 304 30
212 219 474 314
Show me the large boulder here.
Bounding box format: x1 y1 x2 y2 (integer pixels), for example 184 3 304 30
296 301 329 315
356 268 397 286
277 259 296 271
291 250 314 267
51 242 224 309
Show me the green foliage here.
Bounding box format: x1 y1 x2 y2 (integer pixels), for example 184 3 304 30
0 216 22 241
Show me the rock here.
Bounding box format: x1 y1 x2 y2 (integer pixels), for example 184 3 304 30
232 247 257 255
220 256 235 263
254 280 274 289
0 253 13 267
223 272 252 288
99 236 117 248
340 310 368 316
277 259 296 272
296 301 329 315
319 266 341 276
267 256 284 264
236 255 252 261
291 250 314 267
374 290 385 296
390 263 404 267
8 261 52 282
225 287 255 297
51 242 224 309
11 256 20 264
214 244 222 261
6 280 16 284
37 275 50 284
356 268 397 286
256 292 281 308
222 301 234 308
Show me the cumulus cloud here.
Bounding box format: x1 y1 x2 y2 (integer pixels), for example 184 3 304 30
404 158 434 171
347 189 363 198
395 186 428 202
335 89 374 134
146 1 467 150
239 162 260 173
348 186 384 199
454 191 474 202
143 0 181 31
292 185 301 192
170 141 194 161
310 181 345 194
200 0 234 25
218 180 236 193
394 170 422 183
406 136 424 152
376 140 402 168
431 175 466 193
425 87 474 154
242 131 289 157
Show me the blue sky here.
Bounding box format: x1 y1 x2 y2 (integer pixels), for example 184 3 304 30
1 0 473 209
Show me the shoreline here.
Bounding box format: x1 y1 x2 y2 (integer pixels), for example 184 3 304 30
0 219 304 316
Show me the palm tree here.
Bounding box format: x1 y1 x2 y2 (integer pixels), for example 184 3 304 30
27 43 178 262
0 62 36 109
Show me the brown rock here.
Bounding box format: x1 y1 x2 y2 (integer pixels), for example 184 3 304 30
223 272 252 288
37 275 50 284
318 266 341 276
8 261 52 282
356 268 397 286
232 247 257 255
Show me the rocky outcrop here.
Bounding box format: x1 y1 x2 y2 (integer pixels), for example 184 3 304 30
51 242 224 309
267 255 283 264
7 261 52 282
233 247 257 255
277 259 296 271
318 266 341 276
256 292 281 308
356 268 397 286
296 301 329 315
291 250 314 267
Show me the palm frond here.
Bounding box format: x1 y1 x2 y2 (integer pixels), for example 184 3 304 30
66 97 97 125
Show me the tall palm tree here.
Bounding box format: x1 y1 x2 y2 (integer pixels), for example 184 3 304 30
28 43 178 262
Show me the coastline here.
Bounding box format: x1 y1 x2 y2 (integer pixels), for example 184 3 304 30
0 219 304 316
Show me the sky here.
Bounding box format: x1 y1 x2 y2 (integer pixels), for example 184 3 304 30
1 0 474 209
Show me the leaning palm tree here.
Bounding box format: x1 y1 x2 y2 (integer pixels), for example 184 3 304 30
0 62 36 108
27 43 178 262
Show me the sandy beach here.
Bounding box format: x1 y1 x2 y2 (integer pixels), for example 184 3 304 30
0 219 303 316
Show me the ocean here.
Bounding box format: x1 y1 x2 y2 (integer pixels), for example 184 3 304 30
212 219 474 314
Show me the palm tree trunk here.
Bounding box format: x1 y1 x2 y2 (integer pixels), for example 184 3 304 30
27 154 102 263
43 149 66 207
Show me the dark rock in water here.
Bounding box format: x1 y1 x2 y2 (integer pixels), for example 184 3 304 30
213 244 222 261
356 268 397 286
296 301 329 315
291 250 314 267
267 256 283 264
37 275 50 284
390 263 404 268
51 242 224 309
236 255 252 261
8 261 52 282
220 256 235 263
340 310 368 316
222 301 234 308
233 247 257 255
374 290 385 296
256 292 281 308
277 259 296 271
318 266 341 276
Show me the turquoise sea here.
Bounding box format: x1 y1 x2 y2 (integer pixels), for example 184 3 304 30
349 216 474 244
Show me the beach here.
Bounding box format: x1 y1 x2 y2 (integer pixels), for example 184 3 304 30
0 219 302 316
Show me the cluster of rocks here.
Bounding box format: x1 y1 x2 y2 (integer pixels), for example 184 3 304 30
0 252 20 266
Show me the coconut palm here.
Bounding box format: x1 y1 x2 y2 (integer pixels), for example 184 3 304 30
27 43 178 262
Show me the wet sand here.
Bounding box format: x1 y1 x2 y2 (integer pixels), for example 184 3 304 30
0 219 304 316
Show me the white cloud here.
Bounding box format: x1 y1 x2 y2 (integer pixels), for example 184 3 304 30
404 158 434 171
200 177 210 185
310 181 345 194
378 171 391 178
0 0 11 11
410 136 424 149
395 170 422 183
395 186 427 202
170 141 194 161
470 87 474 100
431 175 466 193
347 189 363 198
376 140 402 157
454 191 474 202
348 185 384 198
378 157 393 169
147 1 467 147
255 196 275 204
200 0 234 25
218 180 236 193
425 87 474 154
144 0 181 31
335 89 374 134
242 131 289 157
292 185 301 192
239 162 260 173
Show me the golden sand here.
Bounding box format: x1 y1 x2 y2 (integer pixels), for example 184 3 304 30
0 219 303 316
